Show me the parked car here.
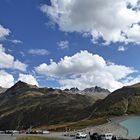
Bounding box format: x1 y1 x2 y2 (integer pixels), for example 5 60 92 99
13 130 19 134
36 130 43 134
42 130 50 134
5 130 13 134
100 133 113 140
76 132 87 139
26 130 37 134
0 131 4 134
89 132 99 140
19 130 27 134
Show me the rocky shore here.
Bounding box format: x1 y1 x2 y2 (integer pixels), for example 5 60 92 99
85 116 132 139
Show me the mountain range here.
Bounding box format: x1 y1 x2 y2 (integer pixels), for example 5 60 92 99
0 81 140 130
64 86 110 99
0 81 108 130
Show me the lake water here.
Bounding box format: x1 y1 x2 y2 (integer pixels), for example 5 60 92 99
120 116 140 138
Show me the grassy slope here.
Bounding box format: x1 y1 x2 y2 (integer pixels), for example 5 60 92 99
92 84 140 116
16 136 63 140
0 81 109 130
0 91 95 130
35 117 107 131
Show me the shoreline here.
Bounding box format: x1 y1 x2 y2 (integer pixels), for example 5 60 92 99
109 115 131 138
110 115 140 138
85 115 140 139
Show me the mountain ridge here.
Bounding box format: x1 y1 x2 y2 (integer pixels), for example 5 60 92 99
92 83 140 116
1 81 140 130
0 87 7 94
64 86 110 99
0 81 96 130
3 81 110 99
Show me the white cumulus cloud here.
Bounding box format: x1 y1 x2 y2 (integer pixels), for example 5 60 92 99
57 40 69 49
11 39 22 44
35 50 136 91
40 0 140 44
118 46 127 52
28 49 50 56
0 44 27 72
126 24 140 43
0 70 14 88
0 25 10 40
18 73 39 86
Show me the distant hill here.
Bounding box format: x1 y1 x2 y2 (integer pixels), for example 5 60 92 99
0 81 96 130
92 83 140 116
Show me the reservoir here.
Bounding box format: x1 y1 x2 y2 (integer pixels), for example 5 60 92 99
120 116 140 138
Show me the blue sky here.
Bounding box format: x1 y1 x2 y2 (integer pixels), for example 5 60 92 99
0 0 140 91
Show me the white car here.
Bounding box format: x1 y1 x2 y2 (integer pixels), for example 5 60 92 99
42 130 50 134
76 132 87 139
100 133 113 140
12 130 19 134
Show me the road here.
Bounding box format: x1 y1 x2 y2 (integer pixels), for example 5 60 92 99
39 132 90 140
0 133 90 140
0 134 16 140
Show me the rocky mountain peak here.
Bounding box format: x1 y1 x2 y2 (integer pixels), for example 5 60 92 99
14 81 37 88
70 87 79 92
4 81 37 97
83 86 110 93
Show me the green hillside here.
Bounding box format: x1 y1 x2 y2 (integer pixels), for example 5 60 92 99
0 81 95 130
92 83 140 116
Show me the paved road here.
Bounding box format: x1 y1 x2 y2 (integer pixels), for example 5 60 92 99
0 133 90 140
29 133 90 140
0 134 16 140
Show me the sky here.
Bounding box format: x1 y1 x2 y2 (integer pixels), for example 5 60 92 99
1 0 140 91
